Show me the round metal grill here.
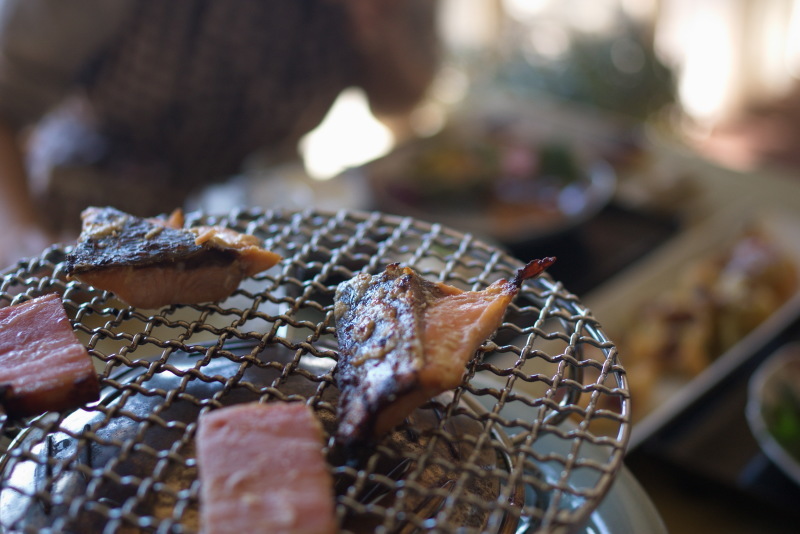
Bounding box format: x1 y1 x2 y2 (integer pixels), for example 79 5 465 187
0 208 630 533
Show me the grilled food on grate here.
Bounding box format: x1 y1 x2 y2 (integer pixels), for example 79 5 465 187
333 258 555 448
0 348 525 532
65 206 281 308
0 208 628 533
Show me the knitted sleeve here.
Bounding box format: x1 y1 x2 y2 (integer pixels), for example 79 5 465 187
0 0 134 130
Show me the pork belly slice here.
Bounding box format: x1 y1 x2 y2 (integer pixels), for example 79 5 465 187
333 258 555 448
0 293 99 417
196 402 336 534
65 206 281 308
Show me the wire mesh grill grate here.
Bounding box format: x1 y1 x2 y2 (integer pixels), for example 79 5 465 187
0 208 630 533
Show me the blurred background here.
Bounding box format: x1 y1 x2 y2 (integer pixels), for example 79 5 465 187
203 2 800 532
3 0 800 532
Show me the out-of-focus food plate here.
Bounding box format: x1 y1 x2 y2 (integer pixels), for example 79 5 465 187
746 343 800 486
354 117 616 244
584 207 800 449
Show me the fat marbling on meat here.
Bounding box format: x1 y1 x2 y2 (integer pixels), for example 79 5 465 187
196 402 335 534
0 293 99 417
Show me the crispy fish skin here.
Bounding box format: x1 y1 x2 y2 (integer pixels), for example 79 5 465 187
334 258 555 448
334 264 426 448
67 207 215 272
65 207 281 308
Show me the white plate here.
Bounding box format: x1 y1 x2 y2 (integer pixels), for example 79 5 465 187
585 206 800 449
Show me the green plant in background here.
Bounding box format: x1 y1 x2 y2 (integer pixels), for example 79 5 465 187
767 383 800 461
495 19 675 121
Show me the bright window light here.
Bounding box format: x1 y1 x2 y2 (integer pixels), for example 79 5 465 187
300 88 395 181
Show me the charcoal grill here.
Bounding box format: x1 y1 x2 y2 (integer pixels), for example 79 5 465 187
0 208 630 533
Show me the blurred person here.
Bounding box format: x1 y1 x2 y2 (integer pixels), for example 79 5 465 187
0 0 439 268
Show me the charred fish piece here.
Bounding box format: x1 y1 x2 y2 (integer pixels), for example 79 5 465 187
333 258 555 448
65 206 281 308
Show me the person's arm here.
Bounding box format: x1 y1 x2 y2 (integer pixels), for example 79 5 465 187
344 0 441 116
0 119 53 268
0 0 136 268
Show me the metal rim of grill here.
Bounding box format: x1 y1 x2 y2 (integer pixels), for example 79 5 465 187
0 208 631 533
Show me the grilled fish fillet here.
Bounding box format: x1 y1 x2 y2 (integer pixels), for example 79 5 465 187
0 293 99 417
333 258 555 448
65 206 281 308
196 402 336 534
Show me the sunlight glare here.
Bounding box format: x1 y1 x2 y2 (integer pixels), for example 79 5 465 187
300 88 395 181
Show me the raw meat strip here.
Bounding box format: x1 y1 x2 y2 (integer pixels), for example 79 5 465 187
0 293 99 417
196 402 336 534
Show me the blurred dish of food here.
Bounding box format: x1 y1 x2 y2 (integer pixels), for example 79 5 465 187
620 222 798 422
747 343 800 486
356 121 616 244
585 208 800 447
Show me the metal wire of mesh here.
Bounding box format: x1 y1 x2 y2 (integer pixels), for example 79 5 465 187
0 208 630 533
